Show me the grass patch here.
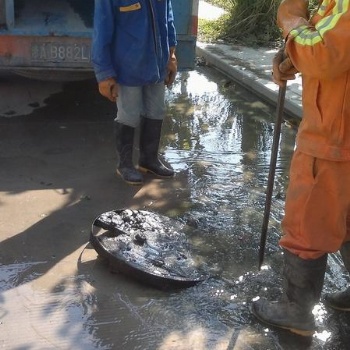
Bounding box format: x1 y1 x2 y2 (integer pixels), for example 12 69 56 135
199 0 321 47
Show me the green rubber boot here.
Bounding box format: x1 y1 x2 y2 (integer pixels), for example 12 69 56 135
324 241 350 311
252 250 327 336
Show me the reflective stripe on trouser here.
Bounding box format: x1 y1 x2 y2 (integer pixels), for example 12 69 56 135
115 83 166 128
280 150 350 260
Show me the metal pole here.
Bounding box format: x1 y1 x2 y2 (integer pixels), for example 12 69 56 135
258 83 287 270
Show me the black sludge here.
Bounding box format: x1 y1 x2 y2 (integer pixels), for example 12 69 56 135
90 209 208 289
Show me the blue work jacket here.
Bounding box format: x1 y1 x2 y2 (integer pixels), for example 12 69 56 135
92 0 177 86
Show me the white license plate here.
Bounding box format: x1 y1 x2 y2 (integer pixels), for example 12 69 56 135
31 42 91 63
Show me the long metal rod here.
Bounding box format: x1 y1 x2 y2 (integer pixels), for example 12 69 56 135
258 83 287 270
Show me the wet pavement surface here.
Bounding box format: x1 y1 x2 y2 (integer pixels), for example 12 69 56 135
1 67 350 349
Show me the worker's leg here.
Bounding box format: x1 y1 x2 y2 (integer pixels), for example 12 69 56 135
281 151 350 259
114 86 144 185
253 151 350 334
138 83 174 177
324 239 350 311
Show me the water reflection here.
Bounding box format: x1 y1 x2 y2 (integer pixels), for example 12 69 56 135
1 67 349 349
153 67 348 349
81 67 302 349
163 67 295 275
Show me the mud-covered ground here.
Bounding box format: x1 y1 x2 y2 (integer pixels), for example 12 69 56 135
0 67 349 349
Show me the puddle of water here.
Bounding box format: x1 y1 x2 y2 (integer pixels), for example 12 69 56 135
153 67 348 349
1 67 349 350
71 67 349 349
0 261 47 291
162 68 295 276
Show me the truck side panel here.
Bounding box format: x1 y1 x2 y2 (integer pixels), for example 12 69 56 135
173 0 198 70
0 0 198 79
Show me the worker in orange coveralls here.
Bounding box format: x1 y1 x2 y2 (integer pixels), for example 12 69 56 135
252 0 350 336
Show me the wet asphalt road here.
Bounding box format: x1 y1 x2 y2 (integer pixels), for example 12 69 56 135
1 69 350 349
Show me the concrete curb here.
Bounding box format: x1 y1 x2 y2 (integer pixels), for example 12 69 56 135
196 42 303 119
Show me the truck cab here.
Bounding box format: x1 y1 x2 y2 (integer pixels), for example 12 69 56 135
0 0 198 81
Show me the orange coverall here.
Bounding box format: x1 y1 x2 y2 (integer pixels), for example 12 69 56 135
277 0 350 259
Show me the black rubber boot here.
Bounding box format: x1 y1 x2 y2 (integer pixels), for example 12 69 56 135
324 241 350 311
138 118 174 178
252 250 327 336
115 122 143 186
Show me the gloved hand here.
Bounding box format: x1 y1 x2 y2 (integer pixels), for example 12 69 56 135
98 77 118 102
165 55 177 87
272 48 298 87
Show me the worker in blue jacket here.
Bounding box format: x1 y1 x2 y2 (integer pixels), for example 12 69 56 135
92 0 177 185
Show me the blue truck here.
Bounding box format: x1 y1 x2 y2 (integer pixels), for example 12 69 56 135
0 0 199 81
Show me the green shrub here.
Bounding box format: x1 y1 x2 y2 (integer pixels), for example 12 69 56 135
200 0 321 47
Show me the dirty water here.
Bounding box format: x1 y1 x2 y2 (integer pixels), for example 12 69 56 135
0 67 349 349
